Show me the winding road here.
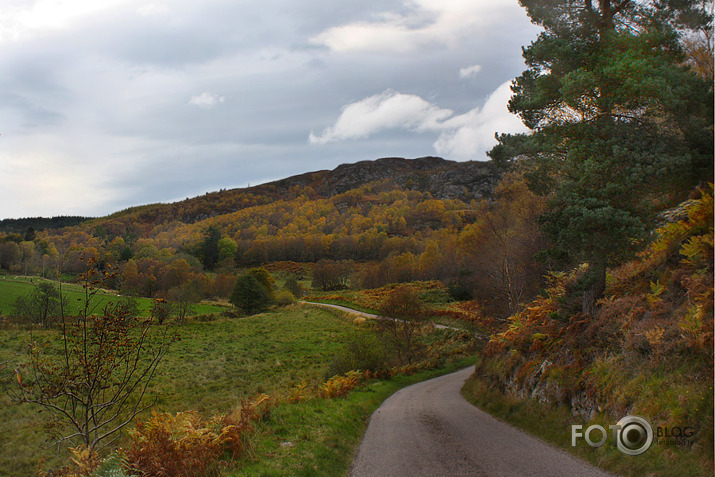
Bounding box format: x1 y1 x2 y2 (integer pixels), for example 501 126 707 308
349 367 612 477
301 301 455 330
302 301 613 477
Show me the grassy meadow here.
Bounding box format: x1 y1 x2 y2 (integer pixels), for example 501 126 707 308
0 305 353 473
0 274 227 318
0 303 476 475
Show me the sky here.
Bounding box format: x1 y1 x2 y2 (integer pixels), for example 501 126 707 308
0 0 541 219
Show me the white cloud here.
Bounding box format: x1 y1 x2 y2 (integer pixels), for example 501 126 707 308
136 3 169 16
459 64 482 79
433 81 526 159
310 81 527 160
308 90 453 145
0 0 539 218
188 92 226 109
0 0 130 43
310 0 522 53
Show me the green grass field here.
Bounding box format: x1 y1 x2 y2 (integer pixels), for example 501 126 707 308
0 275 226 318
0 303 477 475
0 305 376 474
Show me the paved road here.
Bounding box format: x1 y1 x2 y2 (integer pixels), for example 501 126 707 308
350 367 613 477
301 301 453 330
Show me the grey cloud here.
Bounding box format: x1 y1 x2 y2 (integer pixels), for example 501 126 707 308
0 0 539 218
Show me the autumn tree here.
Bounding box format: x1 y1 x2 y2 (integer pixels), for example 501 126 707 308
311 260 352 291
459 172 548 317
247 267 276 294
12 258 174 452
0 241 21 271
168 282 201 322
377 285 426 365
217 236 238 269
19 241 35 275
120 259 140 295
490 0 714 315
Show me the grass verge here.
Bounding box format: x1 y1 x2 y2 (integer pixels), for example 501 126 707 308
231 355 478 476
461 363 710 477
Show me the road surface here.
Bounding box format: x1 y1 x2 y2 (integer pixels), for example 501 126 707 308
349 367 613 477
301 301 453 330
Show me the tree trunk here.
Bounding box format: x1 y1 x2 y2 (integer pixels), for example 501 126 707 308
582 260 606 316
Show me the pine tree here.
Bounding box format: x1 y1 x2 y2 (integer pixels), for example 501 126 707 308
490 0 714 314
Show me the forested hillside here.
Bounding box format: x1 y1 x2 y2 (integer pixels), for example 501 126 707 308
1 156 527 314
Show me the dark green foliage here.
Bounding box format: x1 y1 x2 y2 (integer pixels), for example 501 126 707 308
12 281 65 327
326 332 390 378
230 274 274 315
198 226 221 270
23 228 36 242
447 281 473 301
284 277 304 299
120 246 134 262
490 0 714 313
0 216 89 234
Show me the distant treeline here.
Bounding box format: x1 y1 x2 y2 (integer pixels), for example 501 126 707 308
0 216 90 234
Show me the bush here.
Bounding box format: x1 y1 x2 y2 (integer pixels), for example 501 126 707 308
284 277 304 299
12 281 65 327
326 332 391 378
447 281 473 301
248 267 275 292
378 285 427 365
321 370 370 398
230 274 274 314
274 289 296 306
126 395 269 477
126 411 223 477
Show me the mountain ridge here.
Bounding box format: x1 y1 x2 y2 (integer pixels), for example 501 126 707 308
100 156 501 226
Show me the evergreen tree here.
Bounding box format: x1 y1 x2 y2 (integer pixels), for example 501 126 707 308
490 0 713 314
198 226 221 270
230 274 274 315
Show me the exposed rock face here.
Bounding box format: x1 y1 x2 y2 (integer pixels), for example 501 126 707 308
500 366 602 422
269 156 501 202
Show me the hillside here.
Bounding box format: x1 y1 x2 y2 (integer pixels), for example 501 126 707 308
96 156 500 227
0 216 90 235
0 156 516 309
463 187 714 476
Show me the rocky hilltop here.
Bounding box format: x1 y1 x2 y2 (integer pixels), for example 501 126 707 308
266 156 500 201
107 157 502 226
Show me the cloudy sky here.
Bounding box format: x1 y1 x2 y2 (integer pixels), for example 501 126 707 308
0 0 540 219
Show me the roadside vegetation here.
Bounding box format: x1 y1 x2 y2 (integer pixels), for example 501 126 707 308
458 0 714 474
1 283 477 475
462 188 714 476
